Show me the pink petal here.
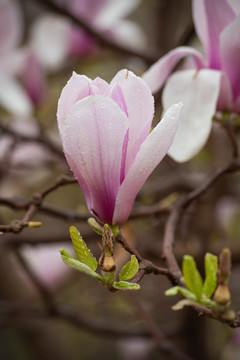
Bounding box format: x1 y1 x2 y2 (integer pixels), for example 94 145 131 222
62 95 129 223
68 25 95 57
21 50 45 106
142 46 205 94
220 15 240 100
89 77 110 96
163 69 221 163
192 0 235 69
57 72 91 134
111 69 154 174
22 244 71 288
113 103 182 225
110 83 128 116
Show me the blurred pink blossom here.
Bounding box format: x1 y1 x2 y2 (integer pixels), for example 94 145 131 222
57 69 182 224
30 0 146 70
0 0 44 116
143 0 240 162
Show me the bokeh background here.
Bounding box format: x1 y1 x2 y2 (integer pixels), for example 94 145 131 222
1 0 240 359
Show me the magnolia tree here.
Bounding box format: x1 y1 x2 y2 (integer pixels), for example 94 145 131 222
1 0 240 359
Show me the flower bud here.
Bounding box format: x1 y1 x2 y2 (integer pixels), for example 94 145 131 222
214 284 231 305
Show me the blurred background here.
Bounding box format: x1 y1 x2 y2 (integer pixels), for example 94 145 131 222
1 0 240 359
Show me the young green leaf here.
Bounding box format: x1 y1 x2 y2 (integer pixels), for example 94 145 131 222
182 255 203 300
112 281 140 290
172 299 200 311
60 249 103 280
70 226 98 271
203 253 218 298
119 255 139 281
165 286 197 301
87 218 103 236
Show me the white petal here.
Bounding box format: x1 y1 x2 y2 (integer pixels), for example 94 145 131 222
30 14 70 70
0 73 32 116
163 69 221 162
142 46 205 94
110 20 147 50
95 0 141 30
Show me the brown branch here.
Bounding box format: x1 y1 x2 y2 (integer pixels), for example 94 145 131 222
40 175 77 199
125 293 194 360
0 300 150 338
129 203 170 219
222 122 239 158
0 175 87 233
114 232 176 284
182 158 240 208
114 231 143 262
14 249 56 312
0 123 64 159
162 207 182 284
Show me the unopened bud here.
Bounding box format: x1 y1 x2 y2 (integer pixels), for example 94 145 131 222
218 248 231 284
27 221 42 228
102 255 116 272
214 284 231 305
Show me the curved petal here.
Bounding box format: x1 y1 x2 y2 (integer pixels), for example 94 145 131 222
21 50 45 106
220 15 240 100
95 0 141 30
142 46 205 94
109 20 147 51
227 0 240 15
57 72 91 134
0 73 32 116
30 14 71 70
111 69 154 173
193 0 235 69
68 25 95 57
62 95 129 223
113 103 182 225
163 69 221 163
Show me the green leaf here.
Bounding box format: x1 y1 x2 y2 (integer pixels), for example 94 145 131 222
112 281 140 290
70 226 98 271
165 286 197 301
119 255 139 281
182 255 203 300
203 253 218 298
87 218 103 236
60 249 103 280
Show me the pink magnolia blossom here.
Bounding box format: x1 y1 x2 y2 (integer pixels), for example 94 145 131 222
142 0 240 162
30 0 146 71
57 69 182 224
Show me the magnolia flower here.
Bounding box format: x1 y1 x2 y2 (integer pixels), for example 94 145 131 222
0 0 44 116
30 0 146 71
142 0 240 162
57 69 182 224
